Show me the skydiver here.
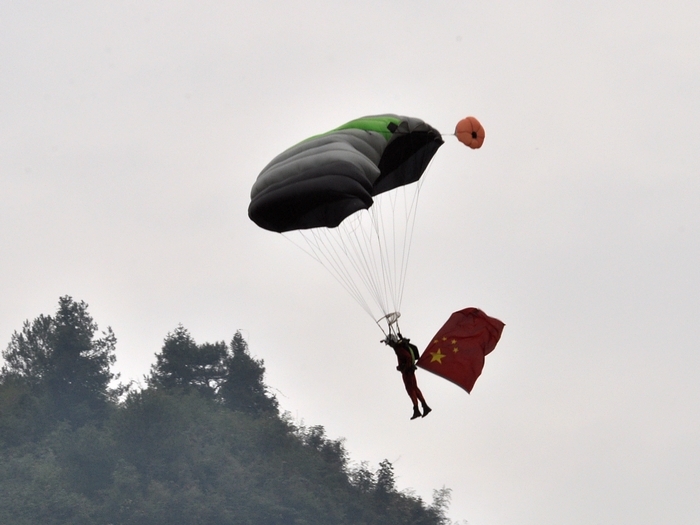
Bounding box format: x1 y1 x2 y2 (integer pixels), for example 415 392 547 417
382 334 432 420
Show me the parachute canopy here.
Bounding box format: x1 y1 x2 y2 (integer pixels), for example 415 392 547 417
455 116 485 149
417 308 504 393
248 115 444 233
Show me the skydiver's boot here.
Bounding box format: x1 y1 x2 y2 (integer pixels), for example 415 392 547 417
421 404 432 418
411 406 422 420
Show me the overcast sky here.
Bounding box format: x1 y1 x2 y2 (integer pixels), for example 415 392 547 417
2 2 699 523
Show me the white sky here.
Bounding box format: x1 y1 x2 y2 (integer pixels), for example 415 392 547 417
2 2 699 523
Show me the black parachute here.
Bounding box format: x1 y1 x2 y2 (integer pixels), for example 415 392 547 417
248 114 444 336
249 115 443 233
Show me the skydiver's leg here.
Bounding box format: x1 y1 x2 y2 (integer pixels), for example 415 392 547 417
408 372 432 417
403 373 422 419
402 373 419 406
414 385 426 404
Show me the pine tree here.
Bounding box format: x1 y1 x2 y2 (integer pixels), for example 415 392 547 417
220 331 278 416
1 296 117 426
148 325 227 399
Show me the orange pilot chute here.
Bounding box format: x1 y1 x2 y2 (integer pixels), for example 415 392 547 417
455 116 485 149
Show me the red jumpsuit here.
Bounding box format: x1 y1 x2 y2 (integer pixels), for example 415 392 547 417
393 343 427 409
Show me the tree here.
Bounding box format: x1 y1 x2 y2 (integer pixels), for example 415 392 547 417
430 487 453 525
375 459 397 495
220 331 278 416
0 378 48 447
350 461 375 493
0 310 456 524
148 328 277 416
148 325 227 399
1 296 117 425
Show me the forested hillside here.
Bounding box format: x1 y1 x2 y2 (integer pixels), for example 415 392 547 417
0 297 453 525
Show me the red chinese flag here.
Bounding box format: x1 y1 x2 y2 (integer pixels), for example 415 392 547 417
417 308 504 393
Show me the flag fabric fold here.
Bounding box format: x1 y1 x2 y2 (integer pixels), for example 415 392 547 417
417 308 504 393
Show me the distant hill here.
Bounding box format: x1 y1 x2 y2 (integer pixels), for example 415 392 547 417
0 297 452 525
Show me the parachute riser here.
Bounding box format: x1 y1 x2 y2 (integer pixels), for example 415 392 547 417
376 311 402 339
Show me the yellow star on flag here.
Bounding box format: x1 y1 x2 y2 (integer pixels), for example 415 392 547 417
430 349 446 364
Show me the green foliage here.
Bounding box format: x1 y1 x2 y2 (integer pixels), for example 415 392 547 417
430 487 454 525
221 331 279 415
376 459 397 494
0 298 454 524
148 325 227 399
1 296 117 427
0 378 49 447
149 327 278 416
0 450 95 525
